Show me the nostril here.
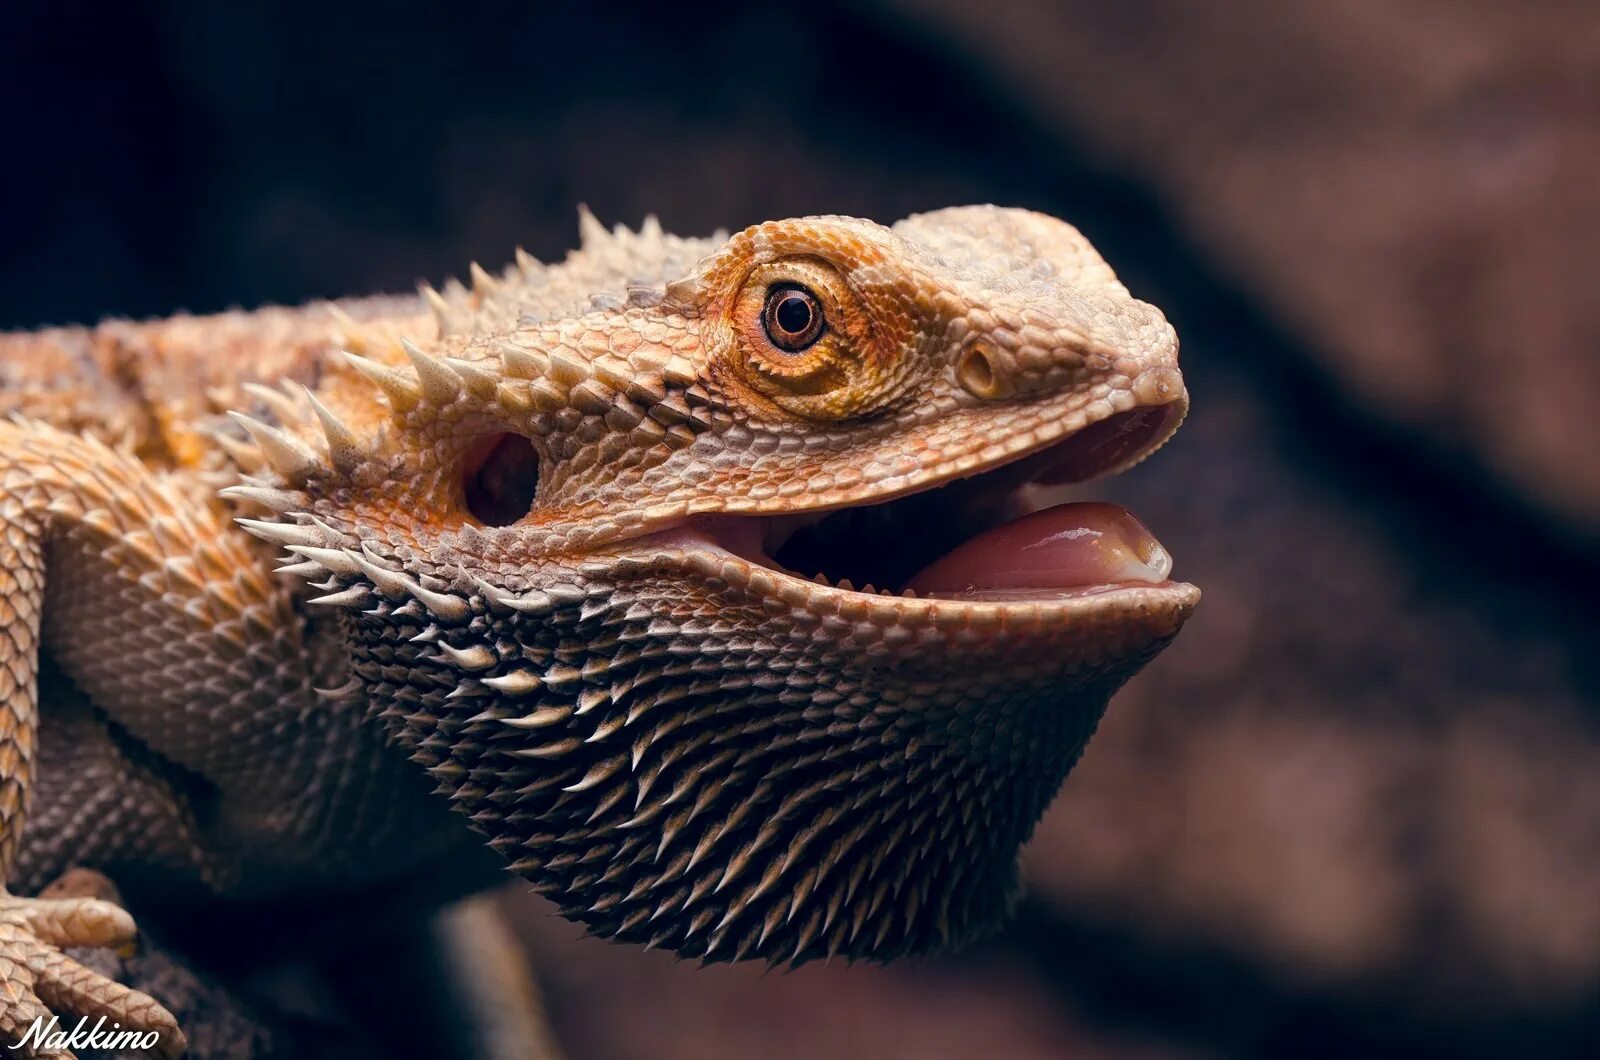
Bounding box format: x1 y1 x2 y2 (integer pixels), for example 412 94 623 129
463 433 540 527
1133 366 1183 406
957 344 1001 399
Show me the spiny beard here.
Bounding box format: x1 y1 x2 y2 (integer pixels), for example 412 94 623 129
341 575 1125 965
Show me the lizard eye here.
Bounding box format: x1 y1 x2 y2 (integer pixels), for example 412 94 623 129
761 285 824 352
730 259 889 416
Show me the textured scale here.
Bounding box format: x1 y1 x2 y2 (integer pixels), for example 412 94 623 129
0 205 1196 1049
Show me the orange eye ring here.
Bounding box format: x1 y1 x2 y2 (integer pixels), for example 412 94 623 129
761 284 825 352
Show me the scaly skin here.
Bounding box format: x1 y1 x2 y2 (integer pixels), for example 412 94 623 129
0 205 1196 1054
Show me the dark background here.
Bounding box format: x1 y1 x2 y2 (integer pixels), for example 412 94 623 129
4 2 1598 1058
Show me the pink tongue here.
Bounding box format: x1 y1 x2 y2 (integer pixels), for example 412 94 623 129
905 502 1172 598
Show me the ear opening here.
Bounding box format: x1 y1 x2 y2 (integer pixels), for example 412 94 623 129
463 432 540 527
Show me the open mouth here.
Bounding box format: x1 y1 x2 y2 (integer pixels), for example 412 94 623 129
686 403 1188 604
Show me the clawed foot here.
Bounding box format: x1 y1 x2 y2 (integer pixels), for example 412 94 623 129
0 875 184 1059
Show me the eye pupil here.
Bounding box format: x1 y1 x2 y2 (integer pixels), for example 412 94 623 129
762 285 824 351
774 293 812 335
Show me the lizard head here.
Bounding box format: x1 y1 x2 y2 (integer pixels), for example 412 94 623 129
227 205 1197 964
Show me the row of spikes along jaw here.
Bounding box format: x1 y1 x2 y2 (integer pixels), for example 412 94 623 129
218 263 1109 967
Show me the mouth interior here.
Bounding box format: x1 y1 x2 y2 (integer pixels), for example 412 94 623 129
697 405 1182 601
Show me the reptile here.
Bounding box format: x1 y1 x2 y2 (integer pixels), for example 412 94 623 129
0 205 1197 1056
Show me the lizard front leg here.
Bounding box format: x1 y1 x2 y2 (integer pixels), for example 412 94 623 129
0 419 309 1057
0 489 158 1055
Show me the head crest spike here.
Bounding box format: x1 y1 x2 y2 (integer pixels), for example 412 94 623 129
495 340 549 379
641 214 662 239
626 285 664 308
526 379 569 412
234 517 327 548
297 385 367 473
663 274 701 308
340 351 422 412
400 338 463 405
420 283 453 335
215 433 264 471
468 261 501 296
217 483 304 513
240 382 305 425
493 382 534 418
545 348 591 388
577 204 608 249
514 247 540 274
226 411 320 482
442 357 501 400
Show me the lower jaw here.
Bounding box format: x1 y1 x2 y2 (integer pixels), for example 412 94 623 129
912 581 1180 602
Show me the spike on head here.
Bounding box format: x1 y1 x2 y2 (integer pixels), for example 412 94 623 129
240 381 305 425
400 338 463 406
494 340 548 380
577 203 608 249
216 432 264 472
299 384 368 473
225 411 320 482
469 261 501 297
341 351 422 412
421 284 453 334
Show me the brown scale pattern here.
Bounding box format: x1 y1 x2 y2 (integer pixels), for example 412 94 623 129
0 206 1194 1047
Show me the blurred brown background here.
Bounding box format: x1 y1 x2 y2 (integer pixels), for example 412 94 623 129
3 2 1596 1057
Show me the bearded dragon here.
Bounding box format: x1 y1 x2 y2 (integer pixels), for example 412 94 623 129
0 205 1196 1056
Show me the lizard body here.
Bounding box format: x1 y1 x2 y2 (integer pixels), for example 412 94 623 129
0 206 1196 1054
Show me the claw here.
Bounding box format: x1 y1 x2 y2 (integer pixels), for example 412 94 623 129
0 885 186 1059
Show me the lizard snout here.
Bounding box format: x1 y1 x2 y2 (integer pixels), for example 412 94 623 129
952 295 1180 406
